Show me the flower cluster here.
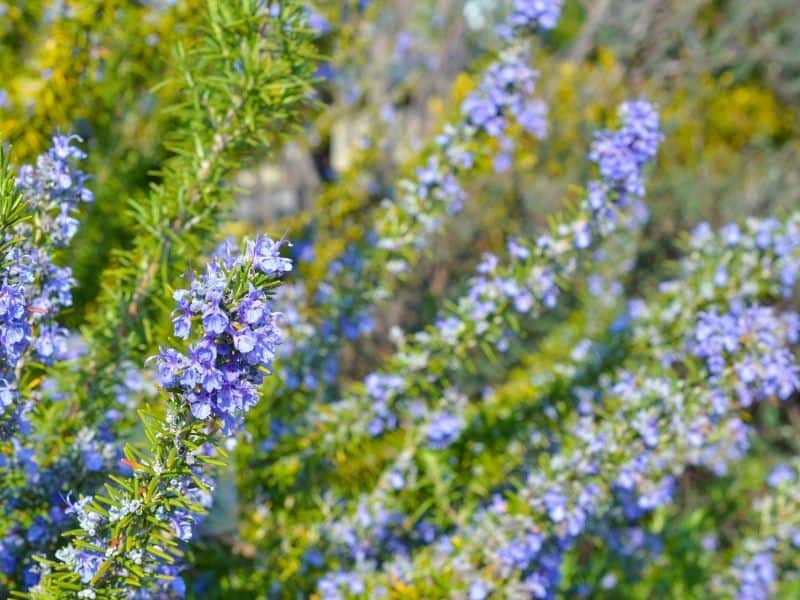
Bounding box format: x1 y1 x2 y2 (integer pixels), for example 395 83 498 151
733 552 777 600
425 410 464 450
318 570 365 600
461 50 548 141
44 237 290 597
589 100 663 198
0 136 89 433
690 303 799 405
505 0 565 32
156 236 289 431
0 421 121 589
16 134 93 246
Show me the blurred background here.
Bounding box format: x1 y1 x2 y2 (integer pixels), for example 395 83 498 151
2 0 798 308
228 0 800 355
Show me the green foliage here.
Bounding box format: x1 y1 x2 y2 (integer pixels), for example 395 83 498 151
0 148 27 258
82 0 316 418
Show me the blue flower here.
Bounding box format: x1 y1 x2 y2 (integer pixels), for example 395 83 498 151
16 134 92 246
506 0 564 31
154 237 290 428
170 511 195 542
202 306 229 336
461 52 545 142
499 533 543 570
426 411 464 450
736 552 776 600
767 464 796 488
244 236 292 276
589 100 663 197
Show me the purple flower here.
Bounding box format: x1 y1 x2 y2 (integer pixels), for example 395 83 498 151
238 290 266 324
499 533 543 570
690 304 800 403
190 397 212 420
736 552 776 600
233 328 257 353
426 411 464 450
0 379 16 409
767 464 796 488
461 52 546 142
170 511 195 542
589 101 663 197
573 221 592 249
202 306 229 336
543 488 567 523
151 238 288 427
469 579 491 600
506 0 564 31
173 312 192 339
16 134 92 246
244 236 293 276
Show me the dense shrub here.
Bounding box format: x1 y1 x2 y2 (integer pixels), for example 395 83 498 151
0 1 798 598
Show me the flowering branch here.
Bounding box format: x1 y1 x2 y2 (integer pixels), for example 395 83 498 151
32 237 292 598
